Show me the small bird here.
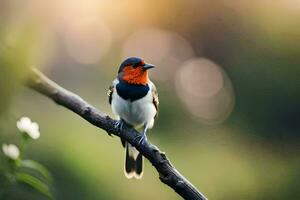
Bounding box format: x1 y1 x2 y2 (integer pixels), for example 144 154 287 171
108 57 159 179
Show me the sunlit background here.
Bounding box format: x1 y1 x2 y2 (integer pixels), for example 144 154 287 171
1 0 300 199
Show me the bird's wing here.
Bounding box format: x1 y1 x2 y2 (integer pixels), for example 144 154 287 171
107 79 118 105
150 81 159 118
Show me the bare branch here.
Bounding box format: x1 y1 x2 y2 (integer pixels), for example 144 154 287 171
25 68 208 200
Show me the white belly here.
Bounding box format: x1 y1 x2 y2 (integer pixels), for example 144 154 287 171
111 91 156 128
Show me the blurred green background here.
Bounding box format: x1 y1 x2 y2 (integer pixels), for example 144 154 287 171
1 0 300 199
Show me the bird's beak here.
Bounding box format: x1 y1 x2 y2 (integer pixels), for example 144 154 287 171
142 63 155 70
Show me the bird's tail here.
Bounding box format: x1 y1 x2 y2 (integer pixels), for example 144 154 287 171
124 142 143 179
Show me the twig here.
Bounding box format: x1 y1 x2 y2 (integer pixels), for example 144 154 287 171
25 68 208 200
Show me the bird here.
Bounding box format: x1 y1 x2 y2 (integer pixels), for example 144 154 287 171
107 57 159 179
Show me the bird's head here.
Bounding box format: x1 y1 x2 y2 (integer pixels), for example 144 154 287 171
118 57 155 85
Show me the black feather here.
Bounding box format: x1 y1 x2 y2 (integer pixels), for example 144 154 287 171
125 145 135 174
116 80 149 102
135 152 143 175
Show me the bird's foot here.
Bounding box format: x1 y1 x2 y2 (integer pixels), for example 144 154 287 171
137 133 148 147
114 120 125 133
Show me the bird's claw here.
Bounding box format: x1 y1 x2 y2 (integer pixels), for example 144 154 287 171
137 133 148 147
114 120 124 133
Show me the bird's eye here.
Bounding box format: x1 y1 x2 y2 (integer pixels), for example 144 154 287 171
132 63 140 68
132 61 145 68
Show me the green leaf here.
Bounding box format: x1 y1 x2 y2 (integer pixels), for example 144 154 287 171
19 160 53 183
15 172 53 199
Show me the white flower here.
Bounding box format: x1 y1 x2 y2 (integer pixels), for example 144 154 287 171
16 117 40 140
2 144 20 160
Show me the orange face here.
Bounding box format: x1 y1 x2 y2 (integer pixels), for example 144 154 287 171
122 65 149 85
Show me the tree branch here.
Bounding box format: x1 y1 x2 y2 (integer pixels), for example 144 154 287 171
25 68 208 200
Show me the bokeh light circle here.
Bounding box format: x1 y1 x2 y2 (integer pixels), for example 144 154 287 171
175 58 235 124
62 17 112 64
122 28 195 82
